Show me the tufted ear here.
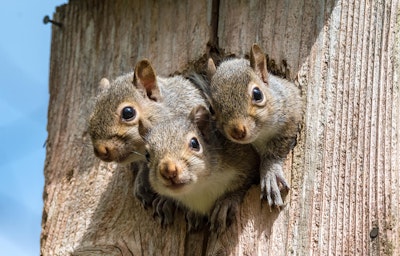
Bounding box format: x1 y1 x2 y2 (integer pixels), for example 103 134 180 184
189 105 211 141
133 59 161 102
97 77 111 93
206 58 217 81
250 44 268 84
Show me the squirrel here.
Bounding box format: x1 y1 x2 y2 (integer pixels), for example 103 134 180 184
88 59 207 164
206 44 303 208
140 105 260 233
88 59 208 225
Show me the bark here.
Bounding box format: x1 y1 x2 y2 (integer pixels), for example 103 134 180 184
41 0 400 255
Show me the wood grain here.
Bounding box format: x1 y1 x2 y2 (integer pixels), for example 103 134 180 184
42 1 211 255
41 0 400 255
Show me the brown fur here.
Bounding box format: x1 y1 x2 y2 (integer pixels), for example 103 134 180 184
142 106 259 232
88 59 207 163
207 44 303 207
88 59 209 228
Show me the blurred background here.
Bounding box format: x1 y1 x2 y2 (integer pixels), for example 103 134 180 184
0 1 67 255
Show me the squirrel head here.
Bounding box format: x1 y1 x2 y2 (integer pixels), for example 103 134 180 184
88 59 165 163
143 105 215 196
207 44 274 144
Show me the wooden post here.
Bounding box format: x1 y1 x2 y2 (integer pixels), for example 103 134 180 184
41 0 400 255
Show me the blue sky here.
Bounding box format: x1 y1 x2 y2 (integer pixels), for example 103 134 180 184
0 1 67 255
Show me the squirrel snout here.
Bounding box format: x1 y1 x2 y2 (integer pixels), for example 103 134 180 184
159 160 182 184
228 125 247 141
94 144 113 162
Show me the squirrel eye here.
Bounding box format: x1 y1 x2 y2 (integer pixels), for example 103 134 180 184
252 87 263 102
121 106 136 121
189 137 200 151
145 151 150 162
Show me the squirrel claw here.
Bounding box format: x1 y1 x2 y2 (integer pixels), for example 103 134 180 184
260 162 289 207
185 211 207 232
133 162 157 209
210 194 241 234
134 182 156 209
152 196 176 227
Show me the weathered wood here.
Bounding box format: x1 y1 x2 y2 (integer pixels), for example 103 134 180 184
42 1 212 255
41 0 400 255
219 0 400 254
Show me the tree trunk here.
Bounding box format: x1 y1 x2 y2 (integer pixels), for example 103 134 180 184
41 0 400 255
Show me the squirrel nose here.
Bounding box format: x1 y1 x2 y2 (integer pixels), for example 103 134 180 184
159 161 180 182
94 144 112 161
229 125 247 140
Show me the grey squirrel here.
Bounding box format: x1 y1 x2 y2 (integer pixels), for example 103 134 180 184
88 59 207 164
206 44 303 207
88 59 208 225
140 105 259 232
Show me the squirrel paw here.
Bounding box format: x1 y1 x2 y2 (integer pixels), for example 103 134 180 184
210 195 240 234
260 163 290 208
185 211 208 232
134 182 156 209
152 196 176 227
133 167 156 209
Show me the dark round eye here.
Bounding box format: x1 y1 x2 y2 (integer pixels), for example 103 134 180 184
145 151 150 162
121 106 136 121
252 87 263 102
189 137 200 151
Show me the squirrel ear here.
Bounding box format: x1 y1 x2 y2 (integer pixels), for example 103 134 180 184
98 78 111 92
206 58 216 80
133 59 161 102
250 44 268 84
190 105 211 140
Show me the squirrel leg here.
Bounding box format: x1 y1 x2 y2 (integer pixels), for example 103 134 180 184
259 158 290 207
210 189 247 234
133 161 177 227
185 210 208 233
132 161 156 209
152 196 177 227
